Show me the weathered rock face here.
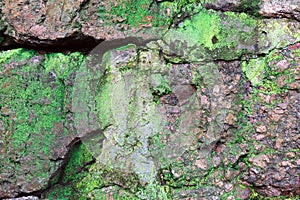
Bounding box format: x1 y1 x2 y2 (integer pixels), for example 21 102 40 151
0 50 84 198
159 9 300 62
0 0 170 46
0 0 299 199
4 0 79 40
240 44 300 197
71 44 227 197
0 0 299 47
202 0 300 20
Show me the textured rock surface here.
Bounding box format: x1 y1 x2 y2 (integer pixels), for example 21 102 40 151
240 45 300 197
0 0 299 199
0 49 84 198
202 0 300 20
71 44 228 199
0 0 299 47
0 0 170 46
158 9 300 62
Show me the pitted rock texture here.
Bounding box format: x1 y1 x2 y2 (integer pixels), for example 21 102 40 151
0 1 300 199
0 0 169 46
4 196 39 200
0 50 83 198
4 0 85 42
259 0 300 21
71 43 227 197
155 9 300 62
202 0 300 20
1 0 299 47
240 44 300 197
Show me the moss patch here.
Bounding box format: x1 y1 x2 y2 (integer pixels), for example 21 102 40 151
178 8 221 50
97 0 170 27
162 8 258 62
45 143 94 200
0 48 84 192
241 48 294 94
242 58 266 86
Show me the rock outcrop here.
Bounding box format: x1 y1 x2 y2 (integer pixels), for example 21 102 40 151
0 0 299 199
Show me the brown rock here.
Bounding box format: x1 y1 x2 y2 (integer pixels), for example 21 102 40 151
286 152 295 158
237 188 251 199
225 113 236 125
275 138 284 149
1 106 10 116
256 125 267 133
259 0 300 21
274 108 285 114
224 183 233 192
275 60 290 72
195 159 208 170
249 155 270 168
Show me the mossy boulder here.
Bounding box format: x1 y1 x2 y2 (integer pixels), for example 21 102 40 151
158 8 300 62
0 49 83 198
0 1 300 199
70 36 229 198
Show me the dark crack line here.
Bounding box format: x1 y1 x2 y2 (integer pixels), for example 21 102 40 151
28 137 96 198
0 34 104 55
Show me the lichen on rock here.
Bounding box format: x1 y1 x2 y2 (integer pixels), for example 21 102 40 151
0 1 300 199
0 48 83 198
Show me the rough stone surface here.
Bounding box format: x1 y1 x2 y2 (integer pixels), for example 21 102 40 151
158 10 300 62
71 44 227 199
0 0 299 47
203 0 300 20
3 0 84 41
0 0 169 46
4 196 39 200
0 50 83 198
0 1 299 199
240 44 300 197
259 0 300 21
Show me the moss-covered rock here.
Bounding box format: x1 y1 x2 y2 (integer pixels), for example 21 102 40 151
0 49 83 198
158 7 300 62
69 36 229 198
239 45 300 197
43 142 94 200
1 1 300 199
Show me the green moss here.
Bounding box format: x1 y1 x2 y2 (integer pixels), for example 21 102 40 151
242 47 295 96
224 11 257 27
219 11 257 49
46 185 74 200
177 9 257 52
0 48 34 65
96 83 112 129
136 181 171 200
258 19 300 53
44 52 84 79
62 143 94 183
0 49 84 185
242 58 266 86
76 164 142 198
77 168 171 199
178 8 221 50
0 49 66 155
76 170 104 196
150 73 172 100
45 143 94 200
97 0 170 27
162 8 259 61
